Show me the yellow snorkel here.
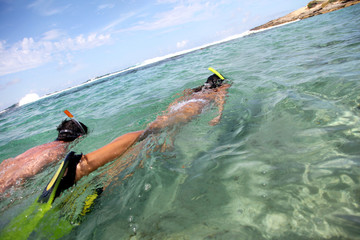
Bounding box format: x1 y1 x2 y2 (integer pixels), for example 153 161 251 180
208 67 225 80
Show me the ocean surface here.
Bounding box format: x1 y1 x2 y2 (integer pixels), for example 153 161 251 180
1 4 360 239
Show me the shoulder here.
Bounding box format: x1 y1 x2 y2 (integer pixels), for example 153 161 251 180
220 83 231 90
32 141 67 152
215 84 231 95
14 141 67 160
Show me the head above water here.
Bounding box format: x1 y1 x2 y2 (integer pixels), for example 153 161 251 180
205 74 224 89
56 119 88 142
193 74 224 92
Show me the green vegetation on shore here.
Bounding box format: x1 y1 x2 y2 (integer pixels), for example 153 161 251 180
307 0 339 9
251 0 360 31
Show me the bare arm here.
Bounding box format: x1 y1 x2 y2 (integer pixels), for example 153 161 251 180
75 130 144 181
0 141 68 194
209 84 230 126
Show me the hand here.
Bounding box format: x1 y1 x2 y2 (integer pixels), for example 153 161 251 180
209 116 220 126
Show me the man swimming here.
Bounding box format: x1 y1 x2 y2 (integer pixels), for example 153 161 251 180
46 73 230 199
0 118 88 194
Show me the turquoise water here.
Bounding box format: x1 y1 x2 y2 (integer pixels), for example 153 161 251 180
1 4 360 239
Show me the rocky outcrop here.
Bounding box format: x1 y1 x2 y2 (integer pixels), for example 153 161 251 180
251 0 360 31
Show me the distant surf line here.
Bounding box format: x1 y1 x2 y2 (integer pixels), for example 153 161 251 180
4 19 301 113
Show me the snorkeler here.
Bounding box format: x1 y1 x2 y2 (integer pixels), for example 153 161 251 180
43 71 230 201
0 71 230 240
0 117 88 194
142 73 230 138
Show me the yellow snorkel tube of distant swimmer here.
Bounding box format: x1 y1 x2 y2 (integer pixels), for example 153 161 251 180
208 67 225 80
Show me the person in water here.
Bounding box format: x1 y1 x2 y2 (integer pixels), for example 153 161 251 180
0 119 88 194
44 73 231 199
56 74 230 191
143 73 230 136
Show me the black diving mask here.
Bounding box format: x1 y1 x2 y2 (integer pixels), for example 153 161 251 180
59 129 83 139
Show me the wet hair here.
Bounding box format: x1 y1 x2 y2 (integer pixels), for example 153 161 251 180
206 74 224 88
192 74 224 92
56 119 88 142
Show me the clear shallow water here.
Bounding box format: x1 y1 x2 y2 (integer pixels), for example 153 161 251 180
1 4 360 239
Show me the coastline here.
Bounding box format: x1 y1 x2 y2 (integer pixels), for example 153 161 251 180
2 1 359 113
251 0 360 31
0 31 256 113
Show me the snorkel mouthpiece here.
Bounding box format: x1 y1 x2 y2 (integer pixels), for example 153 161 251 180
204 82 211 89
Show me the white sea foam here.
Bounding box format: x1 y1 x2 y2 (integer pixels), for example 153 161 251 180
13 21 300 109
250 19 301 34
18 93 40 106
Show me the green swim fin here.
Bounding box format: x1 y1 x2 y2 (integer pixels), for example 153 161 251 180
0 151 82 240
38 151 82 204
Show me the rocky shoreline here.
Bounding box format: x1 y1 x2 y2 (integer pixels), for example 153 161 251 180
251 0 360 31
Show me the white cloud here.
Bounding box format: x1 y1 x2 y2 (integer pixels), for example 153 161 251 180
0 32 111 76
0 38 52 76
123 1 218 32
97 4 115 11
103 12 137 31
42 29 65 41
28 0 70 16
176 40 188 48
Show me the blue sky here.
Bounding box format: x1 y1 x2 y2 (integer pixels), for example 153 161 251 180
0 0 310 110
